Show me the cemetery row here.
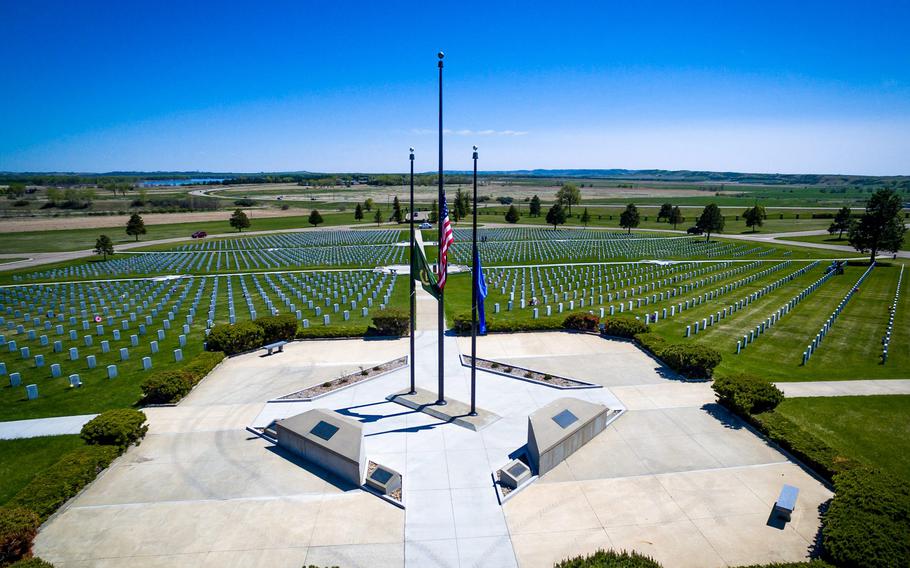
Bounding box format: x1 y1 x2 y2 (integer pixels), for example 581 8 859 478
449 236 777 265
474 259 795 321
173 229 403 251
0 270 400 415
15 245 408 282
882 265 903 363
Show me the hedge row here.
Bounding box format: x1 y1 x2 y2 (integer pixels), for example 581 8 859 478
555 549 662 568
0 507 39 566
751 411 857 480
296 325 370 339
601 316 647 338
206 314 298 354
140 351 225 404
713 374 784 415
6 445 120 522
80 409 148 448
629 331 722 379
451 313 564 335
6 558 55 568
368 309 410 336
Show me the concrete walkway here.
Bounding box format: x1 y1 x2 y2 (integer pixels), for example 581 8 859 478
0 414 97 440
775 379 910 398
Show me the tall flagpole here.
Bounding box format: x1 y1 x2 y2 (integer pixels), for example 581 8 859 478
470 145 478 416
436 51 446 405
409 147 416 395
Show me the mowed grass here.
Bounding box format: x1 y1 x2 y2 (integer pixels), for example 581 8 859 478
0 211 360 254
0 434 84 504
776 395 910 482
784 231 910 251
675 263 907 381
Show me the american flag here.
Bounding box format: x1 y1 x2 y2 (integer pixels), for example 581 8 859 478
437 192 455 289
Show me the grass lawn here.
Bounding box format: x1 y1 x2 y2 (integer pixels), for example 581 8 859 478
784 232 910 251
776 395 910 482
0 435 85 504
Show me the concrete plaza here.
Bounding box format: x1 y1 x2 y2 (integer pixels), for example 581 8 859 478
34 325 831 567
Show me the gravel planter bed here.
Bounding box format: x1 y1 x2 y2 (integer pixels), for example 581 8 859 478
275 356 408 401
460 355 598 389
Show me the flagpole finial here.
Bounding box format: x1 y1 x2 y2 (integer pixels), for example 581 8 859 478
409 147 414 160
438 51 444 67
473 145 478 159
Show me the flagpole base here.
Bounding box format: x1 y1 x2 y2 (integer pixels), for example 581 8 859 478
436 399 447 406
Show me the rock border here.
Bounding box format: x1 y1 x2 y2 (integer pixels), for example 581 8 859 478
269 356 408 402
459 354 600 390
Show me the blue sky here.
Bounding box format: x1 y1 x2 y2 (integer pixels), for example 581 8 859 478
1 0 908 175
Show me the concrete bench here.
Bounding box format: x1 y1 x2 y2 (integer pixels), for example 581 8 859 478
263 341 288 356
774 484 799 521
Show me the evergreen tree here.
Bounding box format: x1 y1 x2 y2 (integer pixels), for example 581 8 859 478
229 209 250 232
849 188 907 263
504 204 520 224
392 196 403 223
696 203 725 241
657 203 674 222
374 209 384 225
125 213 146 241
94 234 114 260
619 203 640 233
529 195 542 217
580 207 591 227
668 206 684 230
828 206 852 239
354 203 364 222
545 203 567 230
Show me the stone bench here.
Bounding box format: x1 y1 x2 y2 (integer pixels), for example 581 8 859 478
262 340 288 356
773 484 799 521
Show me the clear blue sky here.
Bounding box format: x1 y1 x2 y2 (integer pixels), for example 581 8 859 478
2 0 908 175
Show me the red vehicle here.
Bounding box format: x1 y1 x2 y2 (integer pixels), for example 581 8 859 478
191 231 207 239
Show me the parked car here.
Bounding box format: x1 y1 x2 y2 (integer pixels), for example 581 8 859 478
191 231 207 238
419 222 433 229
686 226 704 235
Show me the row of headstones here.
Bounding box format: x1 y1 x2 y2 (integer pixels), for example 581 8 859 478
684 260 816 338
1 277 202 388
730 261 829 353
176 229 401 252
672 260 799 330
802 263 876 365
451 227 637 243
882 265 903 363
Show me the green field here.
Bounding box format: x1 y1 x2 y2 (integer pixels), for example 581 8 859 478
784 232 910 251
0 434 85 504
776 395 910 481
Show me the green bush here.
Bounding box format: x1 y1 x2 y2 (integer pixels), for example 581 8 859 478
205 321 263 355
822 467 910 568
734 562 834 568
634 332 666 356
369 309 410 336
660 343 722 379
601 316 646 338
751 411 857 480
296 325 369 339
140 370 192 404
80 409 148 449
713 374 784 414
554 549 662 567
0 507 40 566
140 352 224 404
563 312 599 331
8 445 119 522
452 312 563 335
252 314 298 344
6 557 55 568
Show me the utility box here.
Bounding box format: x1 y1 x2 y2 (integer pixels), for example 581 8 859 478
275 409 365 487
527 397 610 476
499 459 532 489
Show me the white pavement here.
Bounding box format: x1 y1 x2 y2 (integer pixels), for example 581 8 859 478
0 414 97 440
775 379 910 398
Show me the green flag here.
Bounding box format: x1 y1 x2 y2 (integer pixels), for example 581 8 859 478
412 231 441 300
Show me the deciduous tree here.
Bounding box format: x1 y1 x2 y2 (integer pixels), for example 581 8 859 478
308 209 324 227
849 188 907 263
619 203 640 233
696 203 725 241
125 213 146 241
229 209 250 232
94 235 114 260
828 206 852 239
545 203 567 230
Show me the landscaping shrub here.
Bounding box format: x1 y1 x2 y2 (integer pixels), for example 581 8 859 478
140 370 192 404
140 352 224 404
252 314 298 344
80 409 148 449
6 558 55 568
8 446 119 522
205 321 263 355
735 562 834 568
712 374 784 415
451 312 563 335
0 507 40 566
554 549 663 567
600 316 646 338
296 325 370 339
563 312 599 331
659 343 722 379
369 309 410 336
633 333 666 356
822 467 910 568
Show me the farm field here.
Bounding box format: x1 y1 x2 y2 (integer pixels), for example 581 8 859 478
776 395 910 481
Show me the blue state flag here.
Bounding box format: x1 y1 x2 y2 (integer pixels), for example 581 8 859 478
474 246 488 335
